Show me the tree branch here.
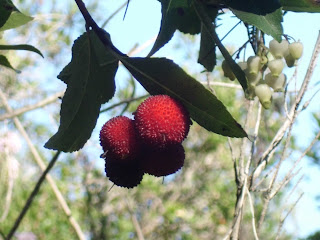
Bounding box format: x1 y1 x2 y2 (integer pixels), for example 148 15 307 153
0 91 64 121
0 89 86 240
5 151 61 240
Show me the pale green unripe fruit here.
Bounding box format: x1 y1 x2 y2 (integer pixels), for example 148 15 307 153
265 72 287 92
247 56 261 74
268 59 285 77
222 60 236 81
288 41 303 60
269 39 289 59
284 51 297 68
255 84 272 109
245 70 262 87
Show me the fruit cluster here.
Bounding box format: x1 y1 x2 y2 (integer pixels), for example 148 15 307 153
222 39 303 109
99 95 191 188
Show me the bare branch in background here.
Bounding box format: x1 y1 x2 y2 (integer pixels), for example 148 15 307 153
5 151 61 240
0 89 86 240
251 31 320 185
0 91 64 121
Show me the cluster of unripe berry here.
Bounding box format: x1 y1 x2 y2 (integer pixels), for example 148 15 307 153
99 95 191 188
222 39 303 109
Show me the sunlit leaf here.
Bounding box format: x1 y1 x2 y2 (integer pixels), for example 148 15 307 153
0 10 33 31
231 8 283 42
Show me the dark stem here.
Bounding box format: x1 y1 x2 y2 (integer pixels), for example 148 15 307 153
74 0 126 57
5 151 62 240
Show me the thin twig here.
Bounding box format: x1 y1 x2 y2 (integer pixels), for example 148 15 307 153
100 95 148 113
251 31 320 184
0 89 86 240
0 91 64 121
275 193 304 240
5 151 61 240
126 199 145 240
101 1 129 28
246 187 259 240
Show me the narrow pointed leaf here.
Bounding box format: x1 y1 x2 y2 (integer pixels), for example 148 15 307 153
45 31 118 152
0 55 20 73
198 22 216 72
0 10 33 32
148 0 217 56
120 56 247 138
0 44 43 57
231 8 283 42
0 0 13 28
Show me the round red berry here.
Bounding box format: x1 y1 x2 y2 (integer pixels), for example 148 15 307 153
140 144 185 177
99 116 140 160
134 95 191 148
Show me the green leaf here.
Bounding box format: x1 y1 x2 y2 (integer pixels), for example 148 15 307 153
57 62 72 85
148 0 217 56
0 10 33 32
198 22 216 72
223 0 281 15
120 56 247 138
193 1 248 92
281 0 320 12
45 31 118 152
0 54 20 73
0 44 43 57
231 8 283 42
0 0 14 29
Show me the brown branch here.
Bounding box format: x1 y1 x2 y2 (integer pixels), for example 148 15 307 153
5 151 61 240
0 91 64 121
0 89 86 240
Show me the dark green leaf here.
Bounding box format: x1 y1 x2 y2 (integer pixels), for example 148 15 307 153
198 22 216 72
148 0 217 56
281 0 320 12
0 0 14 29
0 44 43 57
0 9 33 31
193 1 247 92
45 31 118 152
120 56 247 138
0 54 20 73
223 0 281 15
57 62 72 85
231 8 283 42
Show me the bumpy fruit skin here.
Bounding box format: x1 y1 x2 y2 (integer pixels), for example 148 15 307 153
105 158 144 188
140 144 185 177
134 95 191 148
100 116 140 160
